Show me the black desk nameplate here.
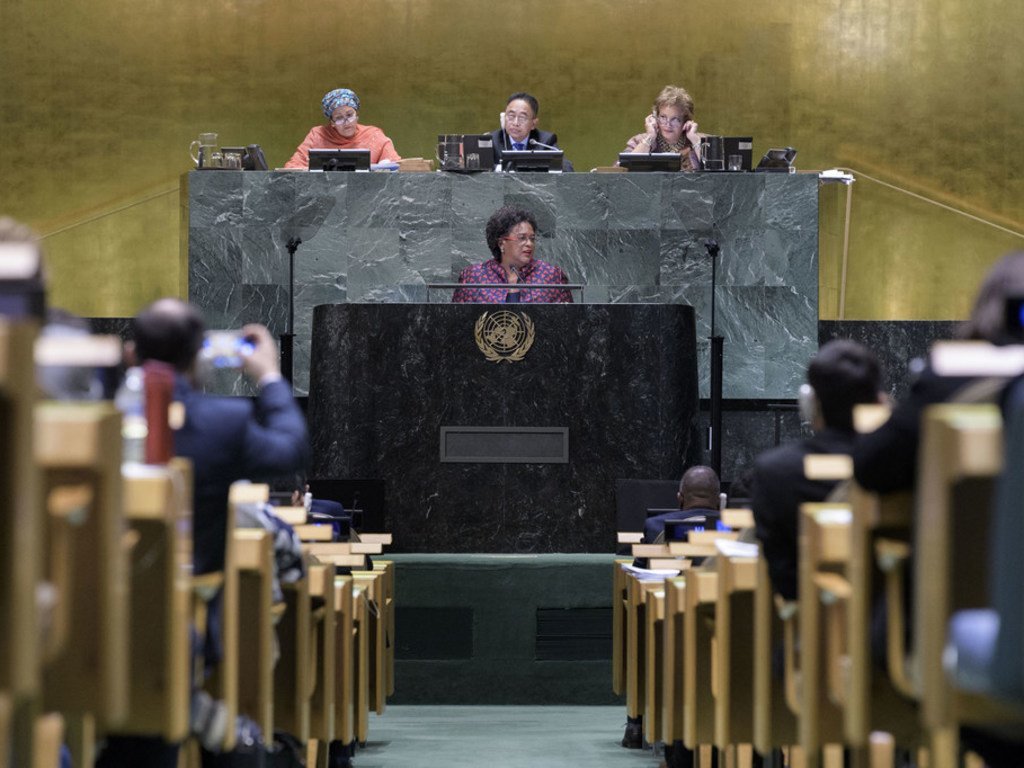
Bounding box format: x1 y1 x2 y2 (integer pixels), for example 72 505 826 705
440 426 569 464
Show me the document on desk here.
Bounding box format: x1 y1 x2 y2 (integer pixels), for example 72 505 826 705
620 563 682 580
715 539 759 558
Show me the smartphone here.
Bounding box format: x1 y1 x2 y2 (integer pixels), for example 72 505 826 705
200 331 255 369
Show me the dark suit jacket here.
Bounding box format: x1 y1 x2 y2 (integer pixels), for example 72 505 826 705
173 376 310 574
488 128 574 171
852 364 973 494
643 506 719 544
752 428 856 601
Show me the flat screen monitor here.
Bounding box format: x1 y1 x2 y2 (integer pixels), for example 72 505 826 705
308 148 371 172
617 152 682 172
501 149 563 173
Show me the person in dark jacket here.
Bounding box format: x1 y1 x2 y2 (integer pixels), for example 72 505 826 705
488 91 573 171
753 340 884 600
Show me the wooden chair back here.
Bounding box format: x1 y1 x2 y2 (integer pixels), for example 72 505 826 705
714 553 758 750
797 503 851 759
118 462 193 742
915 404 1005 765
35 402 129 730
0 320 42 701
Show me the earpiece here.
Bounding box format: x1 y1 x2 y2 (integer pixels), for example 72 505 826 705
798 383 817 424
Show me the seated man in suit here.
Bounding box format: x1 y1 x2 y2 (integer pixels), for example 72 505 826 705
752 339 884 601
642 464 720 543
489 91 574 171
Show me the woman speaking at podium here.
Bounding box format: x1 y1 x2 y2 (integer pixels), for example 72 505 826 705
284 87 402 169
452 206 573 304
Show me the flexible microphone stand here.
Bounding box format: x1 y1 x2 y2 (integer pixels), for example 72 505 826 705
280 236 301 383
704 239 724 475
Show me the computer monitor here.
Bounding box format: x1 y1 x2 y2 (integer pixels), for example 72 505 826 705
617 152 682 172
500 150 564 173
308 148 372 172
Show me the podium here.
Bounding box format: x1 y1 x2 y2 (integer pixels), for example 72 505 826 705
308 303 699 553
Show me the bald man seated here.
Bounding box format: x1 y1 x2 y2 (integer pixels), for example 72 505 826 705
642 465 721 544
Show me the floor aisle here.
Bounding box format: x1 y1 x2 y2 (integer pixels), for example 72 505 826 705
356 705 656 768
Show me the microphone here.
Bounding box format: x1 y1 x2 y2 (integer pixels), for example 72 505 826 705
703 239 720 257
506 265 523 303
528 138 559 151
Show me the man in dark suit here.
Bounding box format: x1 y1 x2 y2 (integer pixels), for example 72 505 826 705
132 298 310 575
642 465 720 543
489 91 574 171
752 340 884 601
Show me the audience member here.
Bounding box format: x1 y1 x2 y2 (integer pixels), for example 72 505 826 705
753 340 884 600
132 298 310 575
854 251 1024 493
643 464 720 543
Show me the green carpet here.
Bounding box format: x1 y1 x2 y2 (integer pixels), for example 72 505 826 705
356 705 656 768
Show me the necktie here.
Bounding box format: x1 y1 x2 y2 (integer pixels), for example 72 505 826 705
513 142 524 151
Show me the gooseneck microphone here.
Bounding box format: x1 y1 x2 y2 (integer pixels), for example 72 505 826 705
528 138 559 151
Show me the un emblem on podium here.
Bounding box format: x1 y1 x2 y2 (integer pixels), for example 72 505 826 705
474 310 535 363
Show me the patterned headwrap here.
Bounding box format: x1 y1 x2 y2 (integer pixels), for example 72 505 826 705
321 88 360 119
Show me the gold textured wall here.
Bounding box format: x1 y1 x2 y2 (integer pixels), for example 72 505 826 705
1 0 1021 319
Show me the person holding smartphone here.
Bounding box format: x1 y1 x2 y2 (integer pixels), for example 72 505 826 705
620 85 703 170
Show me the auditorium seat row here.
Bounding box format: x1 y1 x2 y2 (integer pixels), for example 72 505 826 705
0 316 395 767
614 351 1024 768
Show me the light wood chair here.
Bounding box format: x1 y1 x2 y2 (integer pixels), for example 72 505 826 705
118 462 193 742
752 555 799 761
914 404 1023 767
714 552 758 753
0 320 43 768
797 502 851 767
844 483 920 753
643 586 666 746
35 401 129 762
373 559 396 698
661 577 687 751
353 571 388 717
305 564 337 765
351 581 371 746
197 481 240 752
234 528 276 739
331 575 355 756
276 563 313 746
682 567 717 753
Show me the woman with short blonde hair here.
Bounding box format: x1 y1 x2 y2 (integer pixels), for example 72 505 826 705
621 84 702 169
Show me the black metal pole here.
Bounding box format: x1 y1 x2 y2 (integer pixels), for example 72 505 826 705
281 236 301 384
704 239 724 475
